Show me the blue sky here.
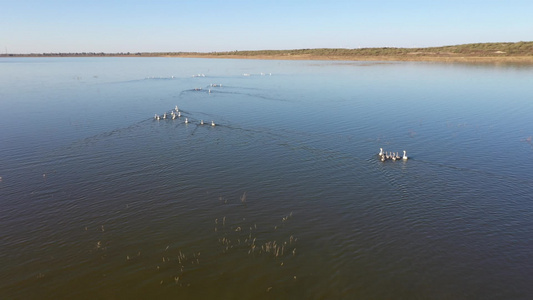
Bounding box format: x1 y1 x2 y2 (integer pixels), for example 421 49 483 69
1 0 532 53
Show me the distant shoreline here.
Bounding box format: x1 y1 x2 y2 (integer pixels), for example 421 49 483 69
161 53 533 64
2 53 532 64
2 41 532 64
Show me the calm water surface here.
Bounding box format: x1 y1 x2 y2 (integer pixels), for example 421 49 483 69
1 58 532 299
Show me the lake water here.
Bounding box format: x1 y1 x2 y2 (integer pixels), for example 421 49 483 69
1 57 532 299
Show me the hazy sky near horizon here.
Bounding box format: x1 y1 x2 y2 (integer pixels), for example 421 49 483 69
1 0 532 53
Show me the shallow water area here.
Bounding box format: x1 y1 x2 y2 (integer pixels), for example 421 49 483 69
1 57 532 299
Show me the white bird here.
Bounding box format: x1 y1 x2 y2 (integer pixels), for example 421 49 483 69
163 113 167 119
154 114 160 120
211 121 216 127
175 105 179 111
178 111 181 117
200 120 204 125
402 150 408 160
379 148 384 156
185 118 189 124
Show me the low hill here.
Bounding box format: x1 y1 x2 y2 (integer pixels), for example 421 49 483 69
175 41 533 63
201 41 533 57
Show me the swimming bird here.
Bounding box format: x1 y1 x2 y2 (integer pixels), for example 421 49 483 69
175 105 179 111
200 120 204 125
402 150 408 160
211 121 215 127
163 113 167 119
185 118 189 124
379 148 384 156
154 114 160 120
178 111 181 117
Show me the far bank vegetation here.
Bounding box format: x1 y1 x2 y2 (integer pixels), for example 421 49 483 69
206 41 533 57
3 42 532 62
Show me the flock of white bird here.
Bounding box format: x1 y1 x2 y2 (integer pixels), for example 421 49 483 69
379 148 408 162
153 76 403 163
154 105 216 127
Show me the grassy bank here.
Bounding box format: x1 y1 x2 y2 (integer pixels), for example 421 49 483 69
171 41 533 63
3 42 533 63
